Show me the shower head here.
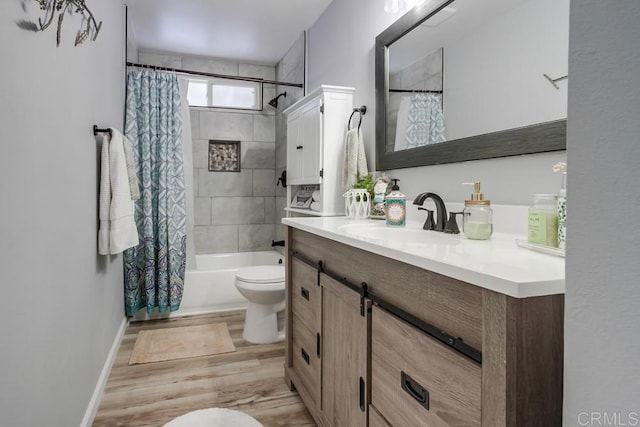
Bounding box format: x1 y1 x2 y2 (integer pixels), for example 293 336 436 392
268 92 287 108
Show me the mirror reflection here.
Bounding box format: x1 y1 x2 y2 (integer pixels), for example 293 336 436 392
381 0 569 157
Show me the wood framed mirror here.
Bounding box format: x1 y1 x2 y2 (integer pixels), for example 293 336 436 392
375 0 568 171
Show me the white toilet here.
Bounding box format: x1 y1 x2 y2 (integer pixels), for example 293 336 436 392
235 265 286 344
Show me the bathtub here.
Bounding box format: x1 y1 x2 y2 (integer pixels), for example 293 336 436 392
132 251 285 320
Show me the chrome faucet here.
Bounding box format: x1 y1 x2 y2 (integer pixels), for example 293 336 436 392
413 192 447 232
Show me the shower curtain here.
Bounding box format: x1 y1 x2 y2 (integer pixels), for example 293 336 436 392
123 69 187 315
394 93 446 151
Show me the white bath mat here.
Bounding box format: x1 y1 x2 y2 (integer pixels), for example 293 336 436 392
163 408 263 427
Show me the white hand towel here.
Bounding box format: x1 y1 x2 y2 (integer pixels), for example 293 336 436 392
98 129 139 255
342 128 369 190
311 190 322 203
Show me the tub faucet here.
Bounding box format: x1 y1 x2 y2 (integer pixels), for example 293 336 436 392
413 192 447 232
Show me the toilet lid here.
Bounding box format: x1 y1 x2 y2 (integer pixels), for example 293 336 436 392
236 265 285 284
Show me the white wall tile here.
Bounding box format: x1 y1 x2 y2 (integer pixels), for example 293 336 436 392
138 51 183 68
199 111 253 141
239 64 276 80
211 197 265 225
238 224 275 252
190 110 200 139
192 139 209 169
253 114 276 142
194 197 211 225
183 56 238 75
264 197 276 224
194 225 238 254
198 169 253 197
253 169 276 196
241 141 275 169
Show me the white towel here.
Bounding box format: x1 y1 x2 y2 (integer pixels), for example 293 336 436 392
342 128 369 190
310 201 322 212
311 190 322 203
98 129 139 255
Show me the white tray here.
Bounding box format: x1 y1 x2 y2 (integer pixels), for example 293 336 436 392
516 239 565 257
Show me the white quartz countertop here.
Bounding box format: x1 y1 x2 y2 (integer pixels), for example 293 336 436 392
282 216 565 298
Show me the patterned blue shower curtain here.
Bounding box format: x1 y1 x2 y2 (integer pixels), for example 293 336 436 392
123 69 187 315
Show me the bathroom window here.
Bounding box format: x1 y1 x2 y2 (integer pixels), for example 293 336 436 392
187 78 262 110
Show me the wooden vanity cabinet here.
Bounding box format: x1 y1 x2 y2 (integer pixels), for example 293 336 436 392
285 227 564 427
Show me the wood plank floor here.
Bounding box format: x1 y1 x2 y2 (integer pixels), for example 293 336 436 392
93 311 315 427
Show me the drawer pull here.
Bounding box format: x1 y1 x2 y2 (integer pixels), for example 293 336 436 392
300 286 310 300
401 371 430 410
301 348 310 365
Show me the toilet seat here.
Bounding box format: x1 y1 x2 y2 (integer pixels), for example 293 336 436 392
236 265 285 284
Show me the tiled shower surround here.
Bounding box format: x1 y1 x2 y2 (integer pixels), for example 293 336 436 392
139 50 288 254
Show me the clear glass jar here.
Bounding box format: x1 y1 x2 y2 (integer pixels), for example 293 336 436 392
528 194 558 247
463 202 493 240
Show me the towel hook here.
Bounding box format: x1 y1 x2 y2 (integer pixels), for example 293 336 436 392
93 125 112 137
348 105 367 130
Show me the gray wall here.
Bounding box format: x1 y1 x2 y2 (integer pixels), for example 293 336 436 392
275 34 306 245
306 0 566 205
564 0 640 424
0 2 126 426
139 51 277 254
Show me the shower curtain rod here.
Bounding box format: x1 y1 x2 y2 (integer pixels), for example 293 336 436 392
126 62 304 88
390 89 443 94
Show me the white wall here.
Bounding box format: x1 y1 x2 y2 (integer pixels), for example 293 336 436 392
0 2 126 426
307 0 566 208
564 1 640 424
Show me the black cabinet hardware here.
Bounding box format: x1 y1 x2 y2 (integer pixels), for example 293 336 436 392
359 377 366 412
301 287 310 300
401 371 429 410
301 348 310 365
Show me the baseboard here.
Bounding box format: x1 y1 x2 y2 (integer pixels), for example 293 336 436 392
80 316 129 427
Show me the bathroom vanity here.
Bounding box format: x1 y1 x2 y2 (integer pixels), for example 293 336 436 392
282 217 564 427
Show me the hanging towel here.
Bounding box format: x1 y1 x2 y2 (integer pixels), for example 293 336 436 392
121 132 140 201
98 129 139 255
342 128 369 190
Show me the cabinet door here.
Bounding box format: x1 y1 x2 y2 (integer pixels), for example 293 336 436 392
286 112 302 183
320 273 369 427
299 99 322 184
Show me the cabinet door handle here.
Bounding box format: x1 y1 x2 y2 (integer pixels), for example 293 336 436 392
301 348 310 365
401 371 429 410
296 145 303 150
316 333 321 358
300 286 310 300
359 377 365 412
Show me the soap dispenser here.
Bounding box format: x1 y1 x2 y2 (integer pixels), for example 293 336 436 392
462 181 493 240
385 179 406 227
